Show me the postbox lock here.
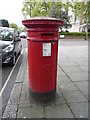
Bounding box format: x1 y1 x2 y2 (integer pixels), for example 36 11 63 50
52 41 55 45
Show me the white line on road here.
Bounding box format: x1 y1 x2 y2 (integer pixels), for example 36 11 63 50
0 50 24 97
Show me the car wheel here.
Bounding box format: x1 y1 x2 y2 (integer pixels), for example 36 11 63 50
18 45 22 55
12 54 16 66
18 51 21 55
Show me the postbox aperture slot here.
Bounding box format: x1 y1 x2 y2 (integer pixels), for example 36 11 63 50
41 33 53 36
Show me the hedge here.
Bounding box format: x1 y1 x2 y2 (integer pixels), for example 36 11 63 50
59 32 90 36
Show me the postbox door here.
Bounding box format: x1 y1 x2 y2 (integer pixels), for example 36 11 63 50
28 40 58 93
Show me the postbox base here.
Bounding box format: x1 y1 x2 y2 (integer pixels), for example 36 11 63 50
29 88 56 103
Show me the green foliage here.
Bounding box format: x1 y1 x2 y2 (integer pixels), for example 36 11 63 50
47 2 72 29
31 1 49 17
22 1 72 29
22 0 89 24
63 0 73 14
22 0 37 18
59 32 90 36
22 0 89 31
9 23 18 30
71 1 88 23
22 0 51 18
47 2 62 18
0 19 9 27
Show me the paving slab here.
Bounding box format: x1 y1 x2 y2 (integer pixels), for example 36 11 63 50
69 102 88 118
61 90 88 103
17 106 44 118
61 66 83 73
24 69 29 80
75 61 88 66
59 61 79 67
20 83 29 102
67 72 88 82
3 40 88 119
45 104 74 118
20 90 29 102
57 76 71 83
57 69 66 77
19 100 32 108
79 65 88 72
74 81 88 99
58 82 78 91
55 86 66 105
22 78 29 87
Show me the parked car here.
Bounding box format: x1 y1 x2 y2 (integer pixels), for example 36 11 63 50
20 32 27 38
0 27 22 65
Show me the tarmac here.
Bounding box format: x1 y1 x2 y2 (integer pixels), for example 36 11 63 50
2 39 88 119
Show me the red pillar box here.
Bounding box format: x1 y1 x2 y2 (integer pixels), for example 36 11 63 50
22 17 63 101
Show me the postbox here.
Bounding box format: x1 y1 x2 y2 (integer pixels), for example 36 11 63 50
22 17 63 101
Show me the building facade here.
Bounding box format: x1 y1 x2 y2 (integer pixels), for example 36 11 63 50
68 0 87 32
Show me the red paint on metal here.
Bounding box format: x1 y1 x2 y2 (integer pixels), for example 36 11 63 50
22 17 63 93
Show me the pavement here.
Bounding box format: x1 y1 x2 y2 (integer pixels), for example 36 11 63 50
2 40 88 119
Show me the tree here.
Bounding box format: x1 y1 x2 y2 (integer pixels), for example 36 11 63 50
22 1 72 30
71 0 89 39
9 23 18 30
47 2 62 18
0 19 9 27
22 0 37 18
88 1 90 32
31 1 50 17
22 0 51 18
71 1 88 22
47 2 72 30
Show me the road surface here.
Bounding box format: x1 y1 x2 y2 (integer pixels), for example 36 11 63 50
1 38 27 115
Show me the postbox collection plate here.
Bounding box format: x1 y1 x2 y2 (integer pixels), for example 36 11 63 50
43 43 51 56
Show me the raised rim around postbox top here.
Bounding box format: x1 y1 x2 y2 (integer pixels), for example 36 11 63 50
22 17 63 28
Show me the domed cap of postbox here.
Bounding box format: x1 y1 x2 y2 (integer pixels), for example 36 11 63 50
22 17 63 28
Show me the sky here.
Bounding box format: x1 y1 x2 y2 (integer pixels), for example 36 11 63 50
0 0 24 27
